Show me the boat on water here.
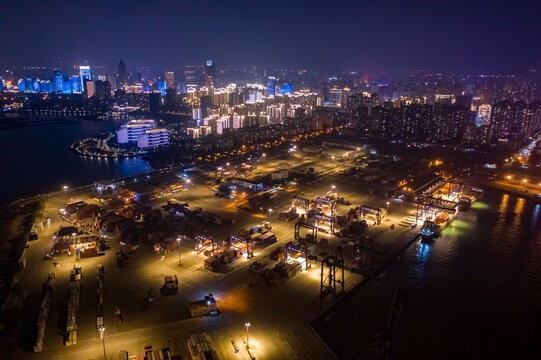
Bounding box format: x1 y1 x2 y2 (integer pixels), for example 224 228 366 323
420 220 440 239
420 210 455 240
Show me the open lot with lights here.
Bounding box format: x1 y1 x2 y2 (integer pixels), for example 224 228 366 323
8 151 421 360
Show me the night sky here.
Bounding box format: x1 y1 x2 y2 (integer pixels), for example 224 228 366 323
1 0 540 72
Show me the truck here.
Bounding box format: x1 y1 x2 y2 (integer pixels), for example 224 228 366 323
188 294 218 318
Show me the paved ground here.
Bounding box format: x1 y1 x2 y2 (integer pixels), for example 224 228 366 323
7 154 420 360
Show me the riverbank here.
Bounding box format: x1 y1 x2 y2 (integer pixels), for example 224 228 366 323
485 179 541 202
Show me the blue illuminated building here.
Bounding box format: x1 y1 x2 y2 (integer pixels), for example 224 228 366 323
282 83 292 95
79 66 91 90
54 70 63 92
62 80 71 94
267 76 276 96
25 78 34 92
40 80 53 93
158 81 166 96
33 80 40 92
70 76 81 93
18 79 26 92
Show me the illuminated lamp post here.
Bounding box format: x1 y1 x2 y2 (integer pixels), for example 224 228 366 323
177 236 182 266
245 322 251 348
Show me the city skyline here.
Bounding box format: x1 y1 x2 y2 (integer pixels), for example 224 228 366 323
1 0 540 72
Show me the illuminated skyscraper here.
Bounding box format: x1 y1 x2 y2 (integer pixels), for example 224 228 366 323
165 71 175 90
205 60 216 86
79 65 91 90
70 76 81 93
17 79 26 92
158 81 166 96
267 76 276 96
54 70 63 92
282 83 292 95
118 60 128 89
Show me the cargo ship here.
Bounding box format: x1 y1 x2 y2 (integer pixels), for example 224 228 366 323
420 210 455 240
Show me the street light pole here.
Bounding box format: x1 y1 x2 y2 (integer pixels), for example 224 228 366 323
99 326 106 360
245 322 251 348
386 201 390 213
177 236 182 266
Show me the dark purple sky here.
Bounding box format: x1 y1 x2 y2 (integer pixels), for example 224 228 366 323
1 0 540 72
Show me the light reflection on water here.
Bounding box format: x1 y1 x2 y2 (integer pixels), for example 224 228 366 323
0 115 152 201
313 189 541 359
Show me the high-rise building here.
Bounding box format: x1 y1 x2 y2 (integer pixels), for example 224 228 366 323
149 92 161 114
62 79 71 94
165 88 178 111
158 81 166 96
266 77 276 96
70 76 81 93
282 83 293 95
84 79 95 98
39 80 53 93
79 65 91 90
165 71 175 90
54 70 63 92
94 80 112 105
490 100 514 140
431 105 469 143
17 79 26 92
118 60 128 89
205 60 216 86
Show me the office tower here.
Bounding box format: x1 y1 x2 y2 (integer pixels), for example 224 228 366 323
118 60 128 89
282 83 293 95
149 92 161 114
205 60 216 86
70 76 81 93
165 71 175 90
158 81 166 96
165 88 178 111
32 80 40 92
267 76 276 96
84 79 95 98
63 79 71 94
79 65 91 90
184 68 196 84
25 78 33 92
18 79 26 92
94 80 112 105
54 70 63 92
39 80 53 93
329 87 342 106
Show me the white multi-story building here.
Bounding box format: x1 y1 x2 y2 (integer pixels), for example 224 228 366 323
117 119 157 143
137 128 169 148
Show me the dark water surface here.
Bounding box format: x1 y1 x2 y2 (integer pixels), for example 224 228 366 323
314 189 541 359
0 115 151 202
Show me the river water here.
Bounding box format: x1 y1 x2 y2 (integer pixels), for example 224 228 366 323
0 114 152 202
313 188 541 358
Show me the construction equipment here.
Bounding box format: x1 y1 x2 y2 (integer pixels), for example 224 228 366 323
319 246 344 300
